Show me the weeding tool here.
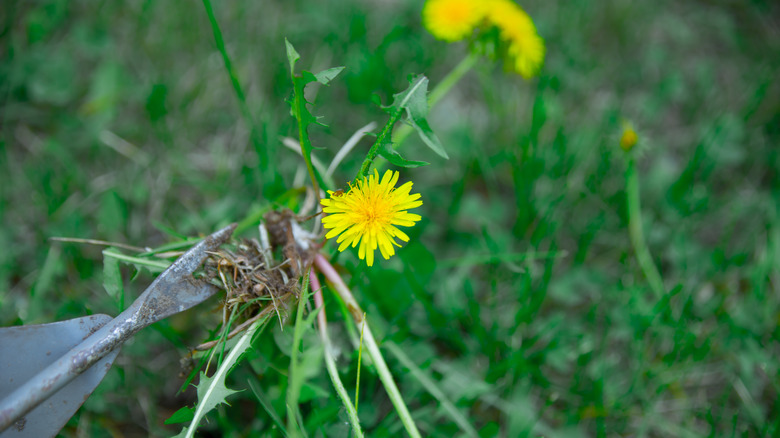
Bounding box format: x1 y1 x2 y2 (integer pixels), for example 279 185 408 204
0 223 236 437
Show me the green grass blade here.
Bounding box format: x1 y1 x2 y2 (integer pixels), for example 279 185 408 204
311 272 364 438
201 0 270 175
385 342 478 438
248 377 291 438
625 157 665 297
314 254 422 438
286 271 311 437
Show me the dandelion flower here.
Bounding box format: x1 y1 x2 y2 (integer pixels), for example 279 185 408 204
620 122 638 151
485 0 545 78
422 0 485 42
321 170 423 267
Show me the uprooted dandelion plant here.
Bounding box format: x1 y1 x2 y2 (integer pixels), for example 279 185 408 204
163 1 548 435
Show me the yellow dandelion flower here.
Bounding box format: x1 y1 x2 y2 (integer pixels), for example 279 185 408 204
507 32 545 78
422 0 485 42
321 170 423 267
620 121 638 151
485 0 545 78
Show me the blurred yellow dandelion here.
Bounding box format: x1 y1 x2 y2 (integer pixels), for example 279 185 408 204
620 122 638 151
421 0 545 78
422 0 485 42
321 170 423 267
485 0 545 78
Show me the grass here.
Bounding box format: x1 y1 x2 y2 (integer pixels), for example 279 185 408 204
1 0 779 436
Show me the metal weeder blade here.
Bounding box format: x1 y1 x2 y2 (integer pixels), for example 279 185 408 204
0 223 237 436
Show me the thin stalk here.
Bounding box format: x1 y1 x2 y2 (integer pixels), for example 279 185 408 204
201 0 268 171
286 272 310 438
310 270 364 438
385 342 479 438
314 254 422 438
355 109 402 183
625 157 665 297
354 314 365 413
390 52 480 150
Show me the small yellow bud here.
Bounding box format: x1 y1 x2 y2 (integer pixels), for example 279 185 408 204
620 122 638 151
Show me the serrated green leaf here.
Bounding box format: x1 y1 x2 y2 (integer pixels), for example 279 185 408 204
378 143 429 168
313 66 345 85
178 317 267 438
409 116 448 159
284 38 299 73
195 370 240 409
300 70 318 85
388 74 448 159
389 75 429 111
164 406 195 425
286 44 344 194
102 247 124 309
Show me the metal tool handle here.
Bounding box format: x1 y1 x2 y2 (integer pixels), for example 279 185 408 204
0 223 235 432
0 314 131 432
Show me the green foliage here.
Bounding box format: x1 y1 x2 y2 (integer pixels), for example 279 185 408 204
101 248 125 310
387 75 447 159
286 272 319 436
173 317 269 438
355 74 445 182
286 39 344 193
2 0 779 437
379 142 429 168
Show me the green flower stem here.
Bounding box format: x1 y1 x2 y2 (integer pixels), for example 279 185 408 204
390 51 480 151
201 0 268 171
355 109 402 183
361 52 479 178
314 254 422 438
310 269 365 438
625 157 665 297
286 272 310 438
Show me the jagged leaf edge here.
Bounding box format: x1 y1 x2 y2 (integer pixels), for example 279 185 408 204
285 41 343 191
378 142 429 168
387 74 448 159
284 38 300 74
176 319 264 438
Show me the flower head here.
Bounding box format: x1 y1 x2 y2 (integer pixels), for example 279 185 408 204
620 121 639 151
423 0 485 42
485 0 545 78
421 0 545 79
321 170 423 267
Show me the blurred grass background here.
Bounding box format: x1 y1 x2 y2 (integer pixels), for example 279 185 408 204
1 0 779 436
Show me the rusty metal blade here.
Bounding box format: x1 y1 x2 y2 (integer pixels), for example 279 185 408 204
133 222 237 327
0 223 236 433
0 315 119 438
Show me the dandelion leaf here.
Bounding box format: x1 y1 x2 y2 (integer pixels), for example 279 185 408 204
102 247 124 308
408 116 446 159
388 74 448 159
195 370 240 411
379 143 429 168
164 406 195 425
310 66 346 86
284 38 300 73
173 319 264 438
286 40 342 188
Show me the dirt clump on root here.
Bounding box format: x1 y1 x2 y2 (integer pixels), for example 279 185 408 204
193 210 319 351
